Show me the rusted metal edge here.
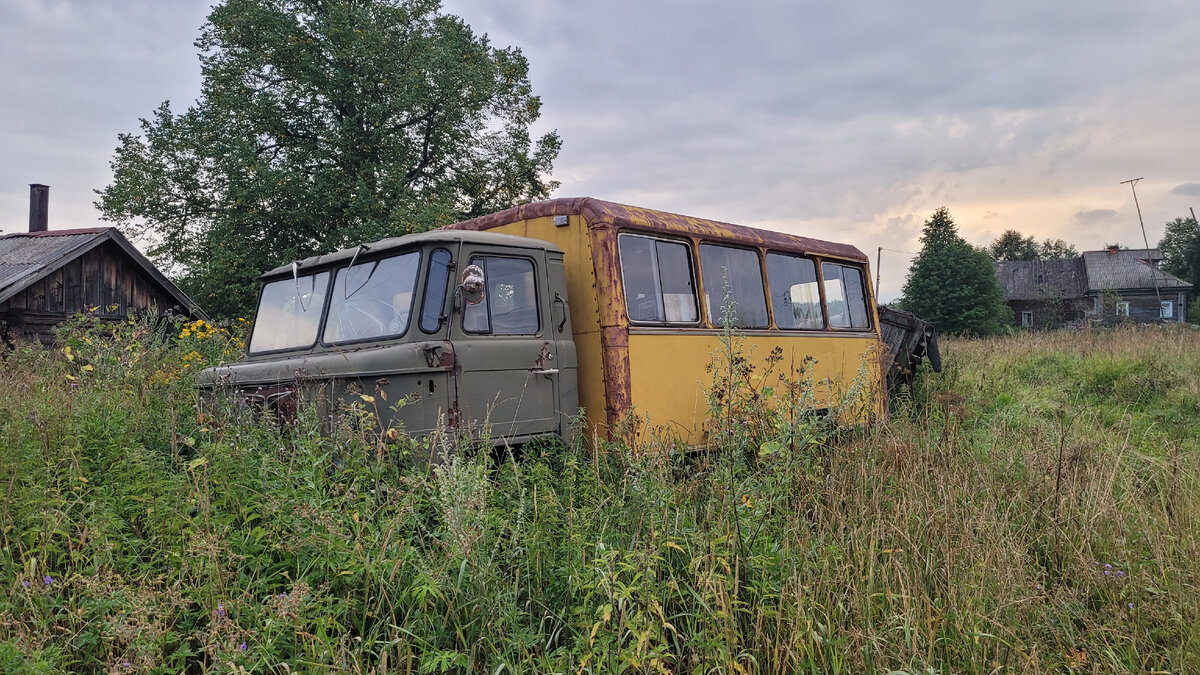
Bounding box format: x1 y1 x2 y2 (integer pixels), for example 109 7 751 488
443 197 869 263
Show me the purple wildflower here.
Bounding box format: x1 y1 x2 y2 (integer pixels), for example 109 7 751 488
43 575 53 585
238 641 247 651
1104 569 1110 576
1104 563 1112 569
1116 570 1125 577
122 662 132 669
1128 603 1134 609
217 603 226 618
1036 584 1043 591
22 580 30 588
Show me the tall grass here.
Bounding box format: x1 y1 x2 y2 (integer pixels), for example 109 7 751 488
1 317 1198 673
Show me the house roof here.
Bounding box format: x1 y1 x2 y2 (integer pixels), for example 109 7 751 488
0 227 208 319
995 258 1087 300
1080 248 1191 292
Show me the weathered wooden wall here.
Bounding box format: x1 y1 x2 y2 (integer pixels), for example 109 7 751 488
1008 298 1092 329
0 240 185 344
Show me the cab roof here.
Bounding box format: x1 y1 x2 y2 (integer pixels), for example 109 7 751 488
260 229 563 280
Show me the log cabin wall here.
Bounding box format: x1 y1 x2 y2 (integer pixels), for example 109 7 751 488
0 240 187 345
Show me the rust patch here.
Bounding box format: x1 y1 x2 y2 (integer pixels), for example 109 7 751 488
532 341 553 370
598 326 632 436
423 341 456 369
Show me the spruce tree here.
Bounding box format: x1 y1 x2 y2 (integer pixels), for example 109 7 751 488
899 207 1012 336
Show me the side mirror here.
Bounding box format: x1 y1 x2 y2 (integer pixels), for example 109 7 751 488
458 264 485 306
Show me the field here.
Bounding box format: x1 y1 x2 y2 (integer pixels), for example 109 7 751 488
1 316 1199 673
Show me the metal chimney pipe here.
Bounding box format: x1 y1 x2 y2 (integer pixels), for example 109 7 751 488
29 184 49 233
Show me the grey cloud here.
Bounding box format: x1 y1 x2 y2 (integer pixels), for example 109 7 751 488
1171 183 1200 196
1075 209 1118 225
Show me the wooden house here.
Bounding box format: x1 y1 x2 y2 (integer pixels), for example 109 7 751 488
0 185 206 345
996 246 1191 328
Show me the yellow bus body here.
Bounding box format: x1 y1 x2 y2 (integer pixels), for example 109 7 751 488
446 198 884 444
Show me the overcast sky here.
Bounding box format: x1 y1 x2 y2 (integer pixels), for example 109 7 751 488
2 0 1198 300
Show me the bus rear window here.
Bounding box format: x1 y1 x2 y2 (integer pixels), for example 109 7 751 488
823 263 870 329
618 234 698 324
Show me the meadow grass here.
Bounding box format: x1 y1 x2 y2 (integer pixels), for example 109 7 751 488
1 316 1198 673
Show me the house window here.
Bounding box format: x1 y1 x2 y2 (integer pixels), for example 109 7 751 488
1115 301 1130 317
1021 311 1033 327
1161 300 1174 319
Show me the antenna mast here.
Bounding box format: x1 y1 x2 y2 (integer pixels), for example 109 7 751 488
1120 177 1163 313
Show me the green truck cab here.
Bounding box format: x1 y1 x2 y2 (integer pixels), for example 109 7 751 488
197 230 579 443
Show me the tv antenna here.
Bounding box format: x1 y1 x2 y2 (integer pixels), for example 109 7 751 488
1120 177 1163 311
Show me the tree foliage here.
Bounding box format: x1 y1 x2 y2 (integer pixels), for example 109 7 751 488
988 229 1078 261
900 207 1012 336
1158 216 1200 292
96 0 561 318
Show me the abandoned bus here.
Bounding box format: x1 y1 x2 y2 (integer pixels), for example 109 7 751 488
199 198 884 446
445 198 883 443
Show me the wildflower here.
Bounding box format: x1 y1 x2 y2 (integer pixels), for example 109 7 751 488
1104 563 1112 569
217 603 226 618
22 580 30 588
1104 569 1110 576
122 662 132 669
238 641 248 651
43 575 53 586
1116 570 1125 578
1128 603 1134 610
1036 584 1043 591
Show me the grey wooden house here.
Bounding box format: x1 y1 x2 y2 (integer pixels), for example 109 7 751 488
1 185 206 345
995 246 1191 328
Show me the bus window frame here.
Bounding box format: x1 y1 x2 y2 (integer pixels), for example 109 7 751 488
818 259 873 332
697 242 771 330
617 232 702 327
763 250 827 332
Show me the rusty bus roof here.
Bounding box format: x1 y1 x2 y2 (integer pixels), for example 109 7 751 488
260 229 563 280
444 197 868 263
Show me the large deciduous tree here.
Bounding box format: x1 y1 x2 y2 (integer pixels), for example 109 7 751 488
900 207 1011 336
96 0 562 318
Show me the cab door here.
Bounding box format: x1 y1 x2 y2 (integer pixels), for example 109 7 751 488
449 249 559 440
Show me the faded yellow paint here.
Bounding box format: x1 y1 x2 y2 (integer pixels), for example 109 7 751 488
626 331 883 444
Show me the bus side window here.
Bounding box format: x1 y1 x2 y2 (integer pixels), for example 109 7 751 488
766 252 824 329
699 244 769 328
618 234 698 324
823 263 870 329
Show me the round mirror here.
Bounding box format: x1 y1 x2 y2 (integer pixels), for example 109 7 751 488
460 264 485 305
